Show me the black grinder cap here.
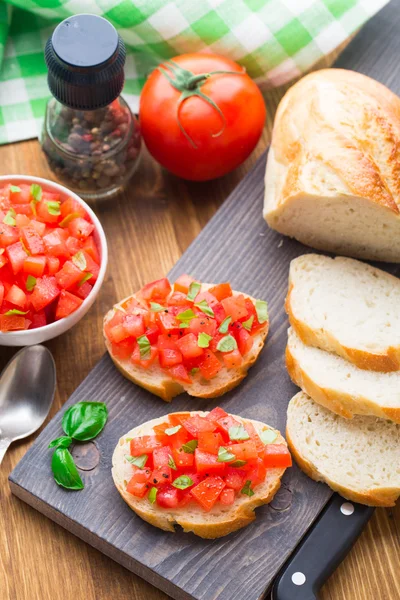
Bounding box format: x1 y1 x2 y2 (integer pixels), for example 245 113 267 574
45 14 126 110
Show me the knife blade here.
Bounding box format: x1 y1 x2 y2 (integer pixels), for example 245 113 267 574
269 493 374 600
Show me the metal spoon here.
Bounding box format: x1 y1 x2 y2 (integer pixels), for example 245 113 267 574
0 345 56 465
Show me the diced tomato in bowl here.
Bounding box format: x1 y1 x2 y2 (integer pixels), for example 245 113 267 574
0 176 107 346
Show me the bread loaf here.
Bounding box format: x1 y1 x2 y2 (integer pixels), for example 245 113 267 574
264 68 400 263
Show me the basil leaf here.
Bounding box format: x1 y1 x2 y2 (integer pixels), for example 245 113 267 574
194 299 214 317
30 184 42 203
216 334 237 353
26 275 37 292
187 281 201 301
255 300 269 324
198 332 212 348
165 425 181 436
125 454 148 468
3 208 16 226
78 272 93 287
10 185 21 193
72 250 87 271
242 315 254 332
62 401 108 441
172 475 193 490
260 429 277 445
229 425 250 441
179 322 189 328
150 302 167 312
137 335 151 359
48 436 72 449
176 309 196 324
190 367 199 376
46 200 61 216
181 439 198 454
231 460 247 468
241 480 254 497
218 316 231 334
4 309 28 316
51 448 84 490
148 487 158 504
168 455 177 470
217 446 236 463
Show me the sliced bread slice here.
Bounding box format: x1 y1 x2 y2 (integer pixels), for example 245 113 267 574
112 411 288 538
286 392 400 507
286 254 400 372
286 328 400 423
104 283 268 402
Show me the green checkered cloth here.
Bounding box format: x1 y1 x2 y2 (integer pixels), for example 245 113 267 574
0 0 389 145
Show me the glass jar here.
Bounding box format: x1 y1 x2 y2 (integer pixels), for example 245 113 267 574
41 97 141 201
42 13 141 201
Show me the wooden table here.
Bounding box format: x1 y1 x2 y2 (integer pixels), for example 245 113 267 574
1 49 399 600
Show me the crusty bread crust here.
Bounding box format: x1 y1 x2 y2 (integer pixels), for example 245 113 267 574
286 393 400 507
112 411 287 538
285 342 400 423
104 283 269 401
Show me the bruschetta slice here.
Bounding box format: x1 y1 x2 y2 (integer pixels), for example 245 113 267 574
112 408 291 538
103 275 269 401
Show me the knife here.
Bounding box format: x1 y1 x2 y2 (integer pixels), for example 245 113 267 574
269 493 374 600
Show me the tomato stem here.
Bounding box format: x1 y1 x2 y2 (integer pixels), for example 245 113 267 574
157 60 246 148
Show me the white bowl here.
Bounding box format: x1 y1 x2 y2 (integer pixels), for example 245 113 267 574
0 175 108 346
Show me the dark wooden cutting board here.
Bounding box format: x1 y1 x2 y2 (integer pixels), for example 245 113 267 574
9 2 400 599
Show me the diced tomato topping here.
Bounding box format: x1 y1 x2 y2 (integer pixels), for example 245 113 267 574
156 485 180 508
219 488 235 505
215 414 240 436
244 422 265 454
152 466 172 486
55 260 84 289
131 344 158 369
247 458 267 487
67 217 94 240
193 290 219 307
167 291 191 307
167 364 192 383
0 222 20 247
159 347 183 368
0 281 3 306
237 327 253 356
126 467 152 498
6 241 28 274
5 284 26 308
20 227 45 255
195 449 226 476
198 350 222 380
182 415 216 437
198 432 224 455
60 197 87 221
191 476 226 511
122 313 145 338
225 467 246 491
223 348 243 368
174 274 195 294
30 276 60 312
225 441 258 462
211 301 226 324
30 310 47 329
264 444 292 468
208 282 232 301
0 314 26 331
206 407 228 422
153 446 173 468
29 220 46 236
82 236 100 263
111 338 136 360
36 199 61 224
130 436 164 457
141 278 171 301
156 311 181 335
15 214 30 228
176 332 204 359
46 256 60 275
23 255 46 277
55 290 83 320
65 236 80 256
188 315 217 337
221 295 248 321
144 326 160 345
43 231 70 258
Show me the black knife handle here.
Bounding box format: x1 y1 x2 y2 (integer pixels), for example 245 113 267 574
271 493 374 600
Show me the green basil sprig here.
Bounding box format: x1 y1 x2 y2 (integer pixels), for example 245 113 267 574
49 401 108 490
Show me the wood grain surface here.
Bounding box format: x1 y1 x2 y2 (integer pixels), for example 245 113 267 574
1 3 400 599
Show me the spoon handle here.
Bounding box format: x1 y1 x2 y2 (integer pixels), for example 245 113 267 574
0 438 11 465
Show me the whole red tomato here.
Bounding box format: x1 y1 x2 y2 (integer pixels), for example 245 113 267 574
139 53 266 181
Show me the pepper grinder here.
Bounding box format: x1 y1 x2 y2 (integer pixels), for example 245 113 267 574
41 14 141 201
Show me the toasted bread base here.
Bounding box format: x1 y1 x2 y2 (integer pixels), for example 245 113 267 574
112 412 287 538
104 284 269 401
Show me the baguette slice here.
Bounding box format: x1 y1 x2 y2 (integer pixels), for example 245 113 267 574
112 411 288 538
287 254 400 372
286 392 400 507
104 283 268 401
286 328 400 423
